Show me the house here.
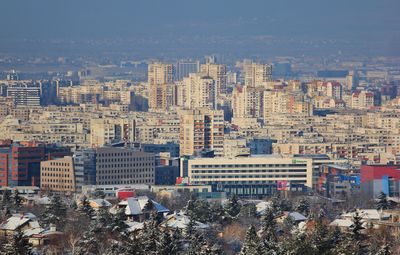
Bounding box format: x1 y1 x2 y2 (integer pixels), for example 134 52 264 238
89 199 112 210
341 209 389 222
256 201 272 216
116 196 169 222
276 212 307 224
0 213 39 236
126 221 145 235
159 212 209 233
329 209 390 231
329 219 354 231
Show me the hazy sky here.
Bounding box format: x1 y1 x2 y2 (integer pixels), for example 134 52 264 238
1 0 399 39
0 0 399 58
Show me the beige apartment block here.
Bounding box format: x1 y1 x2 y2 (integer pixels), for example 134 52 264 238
200 63 227 94
179 108 224 157
183 73 216 110
243 62 272 87
148 63 174 110
90 118 135 147
41 156 77 193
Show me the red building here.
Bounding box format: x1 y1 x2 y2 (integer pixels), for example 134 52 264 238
360 165 400 198
0 142 71 187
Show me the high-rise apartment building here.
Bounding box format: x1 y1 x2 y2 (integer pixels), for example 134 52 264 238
200 63 227 94
351 91 374 109
244 62 272 87
179 109 224 157
183 73 216 110
175 60 200 81
7 84 41 106
232 86 265 119
90 118 136 147
148 63 174 110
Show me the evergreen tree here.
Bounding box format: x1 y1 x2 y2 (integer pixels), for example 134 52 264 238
239 225 262 255
331 212 365 255
329 226 342 246
332 234 361 255
75 218 104 255
282 214 295 233
104 242 125 255
70 199 78 210
92 189 106 199
12 189 22 210
158 231 179 255
284 230 314 255
78 195 94 219
349 211 365 242
96 201 113 232
4 206 11 218
140 212 161 254
225 194 241 218
376 243 392 255
271 193 292 215
122 235 143 255
185 216 197 239
112 207 128 234
259 208 277 242
41 194 67 229
2 230 33 255
239 203 257 218
295 198 310 216
376 192 389 210
186 195 212 223
187 231 208 255
1 189 12 209
309 213 332 254
210 202 225 224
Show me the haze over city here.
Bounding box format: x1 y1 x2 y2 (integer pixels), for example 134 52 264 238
1 0 400 58
0 1 400 254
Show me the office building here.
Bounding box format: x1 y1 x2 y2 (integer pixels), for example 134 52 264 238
95 147 155 186
181 155 314 198
361 165 400 199
0 142 70 187
40 156 77 193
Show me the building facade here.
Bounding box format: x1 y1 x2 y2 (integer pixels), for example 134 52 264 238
40 156 77 193
179 109 224 157
181 155 314 198
95 147 155 186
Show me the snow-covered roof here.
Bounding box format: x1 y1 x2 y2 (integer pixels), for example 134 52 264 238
287 212 307 222
24 227 44 237
119 196 169 216
0 216 31 230
330 219 353 228
34 197 51 205
126 221 144 233
341 209 385 221
90 199 112 207
256 201 272 215
160 213 209 230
